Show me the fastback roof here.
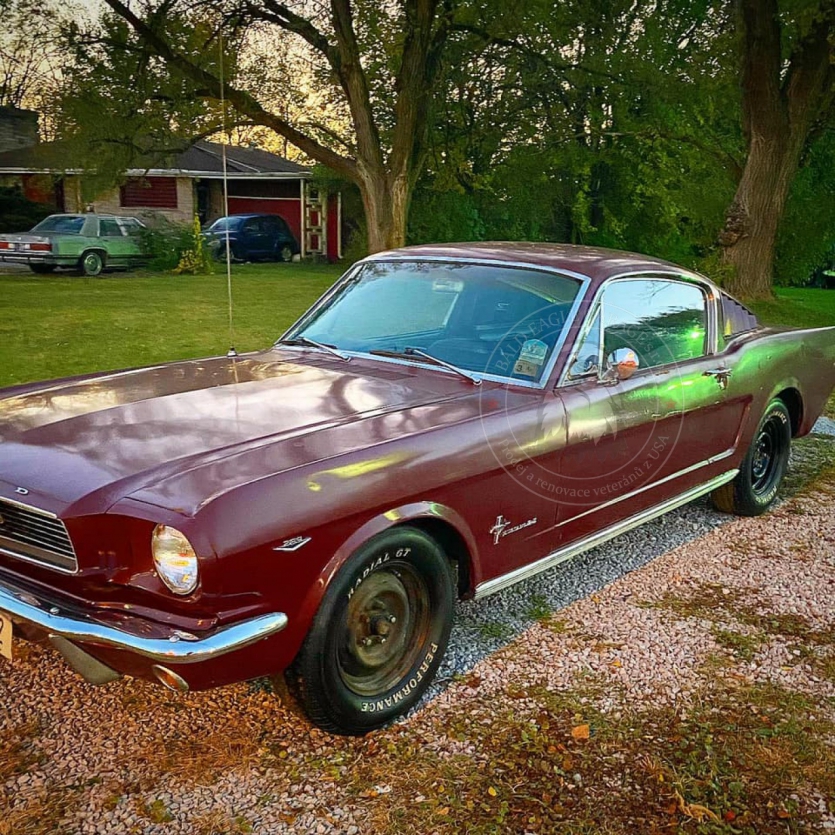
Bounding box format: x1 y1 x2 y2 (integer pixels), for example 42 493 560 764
371 242 701 285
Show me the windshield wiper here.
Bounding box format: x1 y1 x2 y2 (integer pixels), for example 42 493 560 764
369 347 481 385
277 336 350 361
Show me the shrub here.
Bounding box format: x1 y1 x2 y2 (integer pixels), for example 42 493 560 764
139 219 193 271
173 215 213 275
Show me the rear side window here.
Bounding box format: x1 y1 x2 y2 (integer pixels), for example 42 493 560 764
721 292 759 339
99 219 122 237
601 279 708 369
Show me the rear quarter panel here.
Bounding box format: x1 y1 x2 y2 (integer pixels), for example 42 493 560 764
725 325 835 446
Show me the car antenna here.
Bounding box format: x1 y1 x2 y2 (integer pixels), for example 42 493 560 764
219 29 237 359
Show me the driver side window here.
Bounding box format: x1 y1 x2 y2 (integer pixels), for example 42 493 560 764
568 277 708 379
601 279 707 370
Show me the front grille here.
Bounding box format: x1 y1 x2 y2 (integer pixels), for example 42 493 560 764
0 498 78 573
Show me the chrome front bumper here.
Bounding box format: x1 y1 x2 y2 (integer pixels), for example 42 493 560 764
0 576 288 664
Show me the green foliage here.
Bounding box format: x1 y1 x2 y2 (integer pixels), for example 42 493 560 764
139 221 193 272
408 188 485 244
173 216 213 275
0 185 54 232
57 11 241 199
775 130 835 285
422 0 741 269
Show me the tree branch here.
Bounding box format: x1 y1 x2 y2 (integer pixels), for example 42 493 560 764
101 0 359 180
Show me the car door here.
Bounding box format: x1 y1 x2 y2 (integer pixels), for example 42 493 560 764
99 217 133 265
551 275 748 545
241 217 267 257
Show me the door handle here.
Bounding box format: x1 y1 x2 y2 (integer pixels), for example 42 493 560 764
704 367 732 389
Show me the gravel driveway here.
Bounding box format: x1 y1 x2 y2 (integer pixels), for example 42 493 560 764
2 427 834 834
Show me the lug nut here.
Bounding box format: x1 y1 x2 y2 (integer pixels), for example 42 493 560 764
388 615 397 624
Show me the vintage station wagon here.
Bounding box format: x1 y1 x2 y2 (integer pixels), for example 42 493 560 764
0 213 147 275
1 243 834 734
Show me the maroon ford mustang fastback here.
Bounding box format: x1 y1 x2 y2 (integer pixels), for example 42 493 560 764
1 243 834 734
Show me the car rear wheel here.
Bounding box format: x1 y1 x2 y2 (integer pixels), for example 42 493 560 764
293 526 454 735
29 264 56 274
79 250 105 276
278 244 294 263
712 398 791 516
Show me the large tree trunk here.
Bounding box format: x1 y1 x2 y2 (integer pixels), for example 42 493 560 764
719 136 803 300
718 0 835 300
360 170 413 253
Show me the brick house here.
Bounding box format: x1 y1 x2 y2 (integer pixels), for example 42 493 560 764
0 136 343 260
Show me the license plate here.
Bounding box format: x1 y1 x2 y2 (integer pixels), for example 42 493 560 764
0 612 12 661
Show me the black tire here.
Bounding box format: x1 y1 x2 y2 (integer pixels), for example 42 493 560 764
294 526 455 735
712 398 791 516
213 242 244 263
79 250 105 276
29 264 56 274
277 244 294 263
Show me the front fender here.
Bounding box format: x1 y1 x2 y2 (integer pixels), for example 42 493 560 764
293 501 480 645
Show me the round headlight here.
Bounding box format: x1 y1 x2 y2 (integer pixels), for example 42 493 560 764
151 525 199 595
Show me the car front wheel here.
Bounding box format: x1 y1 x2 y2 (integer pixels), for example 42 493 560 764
278 244 294 262
79 250 105 276
293 526 455 735
712 398 791 516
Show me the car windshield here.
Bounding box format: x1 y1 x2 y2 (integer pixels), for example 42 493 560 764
207 217 242 231
31 215 86 235
288 260 582 381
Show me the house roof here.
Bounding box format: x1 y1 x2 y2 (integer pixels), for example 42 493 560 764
0 139 310 179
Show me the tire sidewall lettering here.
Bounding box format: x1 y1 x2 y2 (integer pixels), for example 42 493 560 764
359 642 440 713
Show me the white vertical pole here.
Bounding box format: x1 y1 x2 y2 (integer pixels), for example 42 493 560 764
300 178 306 259
337 191 342 259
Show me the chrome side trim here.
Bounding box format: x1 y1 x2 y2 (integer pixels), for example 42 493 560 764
474 468 738 599
0 577 288 664
555 448 735 529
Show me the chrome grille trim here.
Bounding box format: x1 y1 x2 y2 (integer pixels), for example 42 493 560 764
0 498 78 573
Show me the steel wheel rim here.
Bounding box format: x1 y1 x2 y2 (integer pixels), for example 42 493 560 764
337 563 431 697
280 245 292 261
751 416 782 494
83 253 102 275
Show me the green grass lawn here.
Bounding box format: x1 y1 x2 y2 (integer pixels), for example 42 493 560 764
2 269 835 390
748 287 835 330
0 263 343 388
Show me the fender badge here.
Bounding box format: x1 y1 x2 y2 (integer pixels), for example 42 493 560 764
15 487 29 495
490 515 537 545
273 536 311 552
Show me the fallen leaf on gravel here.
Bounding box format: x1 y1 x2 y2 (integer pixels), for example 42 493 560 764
487 787 497 797
674 790 719 822
777 809 791 819
437 807 450 816
571 724 590 740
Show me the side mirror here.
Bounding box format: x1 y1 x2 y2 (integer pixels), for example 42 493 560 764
605 348 640 381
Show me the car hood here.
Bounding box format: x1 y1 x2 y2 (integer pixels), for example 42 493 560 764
0 350 472 516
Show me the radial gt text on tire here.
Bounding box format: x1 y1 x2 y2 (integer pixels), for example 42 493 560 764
293 526 455 735
79 250 104 276
712 398 792 516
